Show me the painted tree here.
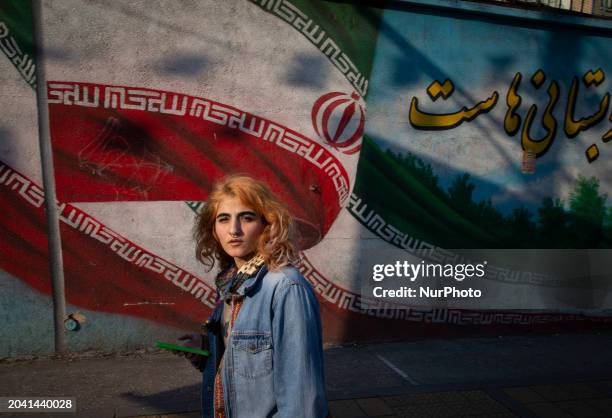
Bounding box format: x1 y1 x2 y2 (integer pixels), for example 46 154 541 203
604 207 612 246
447 173 476 213
537 197 568 247
509 206 537 246
568 176 608 248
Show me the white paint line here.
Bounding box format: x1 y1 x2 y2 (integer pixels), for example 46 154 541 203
376 354 420 386
123 302 176 306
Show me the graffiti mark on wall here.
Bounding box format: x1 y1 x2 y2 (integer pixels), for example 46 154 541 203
78 116 174 197
250 0 369 95
0 21 36 88
409 70 612 163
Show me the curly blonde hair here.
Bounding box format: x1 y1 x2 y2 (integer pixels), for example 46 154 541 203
194 175 299 271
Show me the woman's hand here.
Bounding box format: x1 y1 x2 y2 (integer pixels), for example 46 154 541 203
177 334 206 371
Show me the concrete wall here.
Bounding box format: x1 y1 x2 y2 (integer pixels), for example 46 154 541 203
1 0 611 357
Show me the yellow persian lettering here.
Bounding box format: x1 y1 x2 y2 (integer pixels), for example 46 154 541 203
409 79 498 130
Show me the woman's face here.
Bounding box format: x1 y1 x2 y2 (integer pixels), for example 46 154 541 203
214 195 265 268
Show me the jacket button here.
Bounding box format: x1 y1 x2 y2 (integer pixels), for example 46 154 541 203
249 343 256 351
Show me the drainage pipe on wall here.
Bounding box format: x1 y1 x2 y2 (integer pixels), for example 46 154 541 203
31 0 67 355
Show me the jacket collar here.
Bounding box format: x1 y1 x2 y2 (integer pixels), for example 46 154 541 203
236 264 268 297
219 264 268 301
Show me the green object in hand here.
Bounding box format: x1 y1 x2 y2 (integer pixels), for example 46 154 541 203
155 341 210 356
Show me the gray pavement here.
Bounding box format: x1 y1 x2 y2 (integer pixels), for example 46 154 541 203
1 333 612 417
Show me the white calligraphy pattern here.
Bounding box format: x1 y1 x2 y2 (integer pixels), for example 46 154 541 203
250 0 368 96
251 0 368 96
0 21 36 88
0 161 216 308
0 163 44 207
46 82 351 206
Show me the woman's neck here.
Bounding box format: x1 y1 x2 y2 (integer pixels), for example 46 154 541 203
233 252 257 270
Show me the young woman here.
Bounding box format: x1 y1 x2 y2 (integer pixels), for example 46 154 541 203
183 175 328 418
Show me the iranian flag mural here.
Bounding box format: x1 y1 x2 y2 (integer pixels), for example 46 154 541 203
1 0 612 356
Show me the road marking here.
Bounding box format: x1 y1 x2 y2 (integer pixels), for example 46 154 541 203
376 354 420 385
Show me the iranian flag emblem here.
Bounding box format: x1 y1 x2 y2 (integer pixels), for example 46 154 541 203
312 92 365 155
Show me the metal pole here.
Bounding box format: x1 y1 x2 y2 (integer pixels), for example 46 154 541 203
31 0 67 355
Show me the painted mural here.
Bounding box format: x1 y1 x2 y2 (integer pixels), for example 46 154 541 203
1 0 612 357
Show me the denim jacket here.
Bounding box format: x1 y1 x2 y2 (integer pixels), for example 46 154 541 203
201 265 328 418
